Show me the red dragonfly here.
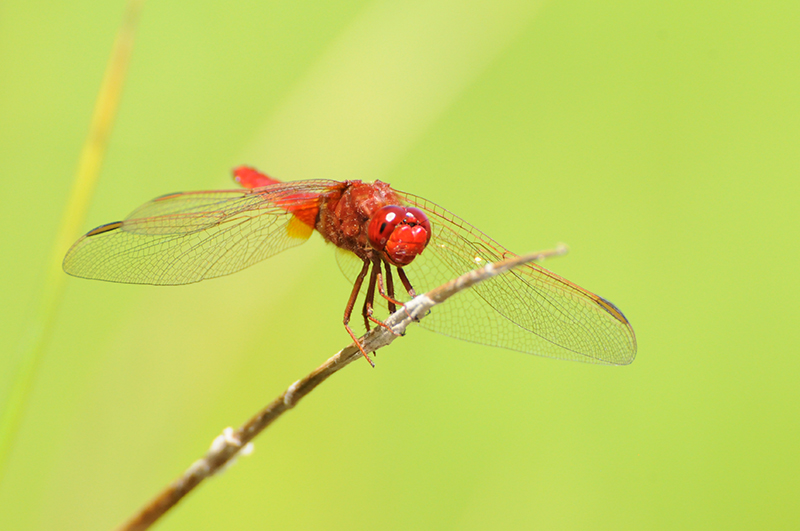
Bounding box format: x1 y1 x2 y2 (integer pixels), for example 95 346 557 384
63 166 637 366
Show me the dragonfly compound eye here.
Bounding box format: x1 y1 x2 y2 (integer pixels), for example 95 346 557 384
368 205 431 266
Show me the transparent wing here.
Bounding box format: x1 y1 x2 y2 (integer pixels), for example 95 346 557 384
387 190 637 365
63 180 338 285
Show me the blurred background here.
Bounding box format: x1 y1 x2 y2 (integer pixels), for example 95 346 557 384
1 0 798 529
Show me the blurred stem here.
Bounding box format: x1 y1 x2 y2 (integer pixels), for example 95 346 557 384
0 0 144 483
114 249 563 531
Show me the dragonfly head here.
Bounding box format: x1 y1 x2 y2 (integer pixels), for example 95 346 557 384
368 205 432 267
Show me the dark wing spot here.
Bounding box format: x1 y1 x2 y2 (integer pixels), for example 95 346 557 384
86 221 123 237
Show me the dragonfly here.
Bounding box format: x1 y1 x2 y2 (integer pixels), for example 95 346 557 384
63 166 637 366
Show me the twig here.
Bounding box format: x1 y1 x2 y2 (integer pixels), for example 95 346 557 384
115 249 562 531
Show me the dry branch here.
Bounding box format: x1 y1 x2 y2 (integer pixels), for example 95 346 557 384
115 248 563 531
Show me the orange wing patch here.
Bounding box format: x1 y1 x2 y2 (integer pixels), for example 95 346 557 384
286 214 315 240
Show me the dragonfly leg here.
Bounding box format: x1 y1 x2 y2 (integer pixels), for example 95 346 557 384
377 261 407 311
396 267 422 322
397 267 417 298
344 260 375 367
383 261 397 313
373 262 412 329
361 261 379 331
363 259 399 337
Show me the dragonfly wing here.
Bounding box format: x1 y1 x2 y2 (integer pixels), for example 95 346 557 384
63 181 338 285
394 191 637 365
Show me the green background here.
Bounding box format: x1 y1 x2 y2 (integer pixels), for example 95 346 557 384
2 1 798 529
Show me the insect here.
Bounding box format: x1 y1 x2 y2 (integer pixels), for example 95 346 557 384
63 166 637 366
